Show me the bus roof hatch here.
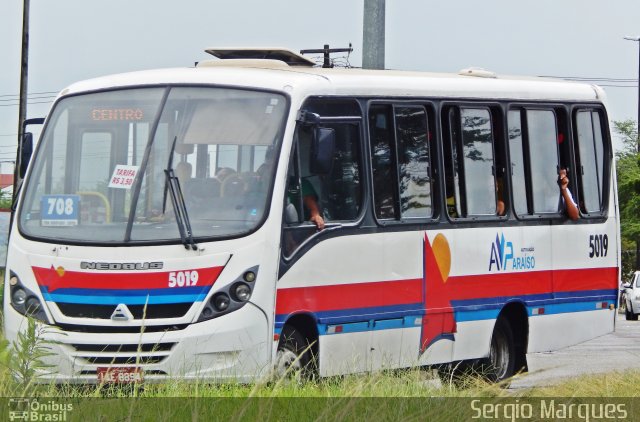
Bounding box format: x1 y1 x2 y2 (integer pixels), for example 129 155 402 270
204 47 316 67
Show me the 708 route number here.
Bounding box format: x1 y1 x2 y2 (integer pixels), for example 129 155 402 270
168 270 199 287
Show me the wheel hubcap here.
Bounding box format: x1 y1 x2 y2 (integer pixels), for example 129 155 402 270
275 348 302 378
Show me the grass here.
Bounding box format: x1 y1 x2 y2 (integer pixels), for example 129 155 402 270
0 364 636 398
0 365 637 421
0 320 635 420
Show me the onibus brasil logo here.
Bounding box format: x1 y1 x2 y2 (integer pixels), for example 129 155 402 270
488 233 536 271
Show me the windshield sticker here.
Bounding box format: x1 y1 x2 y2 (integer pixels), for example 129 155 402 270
41 195 79 227
108 165 139 189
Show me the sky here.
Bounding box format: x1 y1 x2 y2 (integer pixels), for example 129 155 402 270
2 0 640 166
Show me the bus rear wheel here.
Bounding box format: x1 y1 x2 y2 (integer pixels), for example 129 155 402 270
275 326 316 380
478 317 516 384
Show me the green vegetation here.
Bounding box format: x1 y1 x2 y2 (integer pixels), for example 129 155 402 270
0 190 11 210
614 119 640 280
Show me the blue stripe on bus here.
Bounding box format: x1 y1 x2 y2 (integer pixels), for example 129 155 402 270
274 302 423 328
454 299 615 322
318 316 421 335
450 289 616 310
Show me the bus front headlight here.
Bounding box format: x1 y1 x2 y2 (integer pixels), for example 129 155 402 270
11 288 27 306
197 266 258 323
212 293 231 312
232 283 251 302
8 272 50 324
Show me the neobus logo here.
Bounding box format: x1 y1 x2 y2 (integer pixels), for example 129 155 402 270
488 233 536 272
80 261 163 271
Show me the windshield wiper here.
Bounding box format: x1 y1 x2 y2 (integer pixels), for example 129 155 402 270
162 136 178 215
164 168 197 251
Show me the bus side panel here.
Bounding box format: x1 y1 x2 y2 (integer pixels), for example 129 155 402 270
428 226 552 363
528 309 614 353
276 232 425 376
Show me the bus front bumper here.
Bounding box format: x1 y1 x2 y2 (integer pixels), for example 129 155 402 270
4 303 272 384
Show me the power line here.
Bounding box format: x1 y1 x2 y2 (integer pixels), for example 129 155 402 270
0 90 58 98
0 95 56 103
0 100 54 108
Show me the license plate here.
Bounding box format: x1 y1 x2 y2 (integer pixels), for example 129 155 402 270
97 367 143 384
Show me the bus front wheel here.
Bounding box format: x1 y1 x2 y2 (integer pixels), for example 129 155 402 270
275 326 316 380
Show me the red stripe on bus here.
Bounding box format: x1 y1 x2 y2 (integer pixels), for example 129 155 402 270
445 267 618 300
32 265 225 292
275 267 617 315
275 278 423 315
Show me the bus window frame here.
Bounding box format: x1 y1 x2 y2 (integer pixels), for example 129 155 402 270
441 101 507 223
366 100 440 227
507 103 572 222
281 105 367 261
570 104 611 219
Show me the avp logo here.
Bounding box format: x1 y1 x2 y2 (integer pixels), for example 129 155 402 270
489 233 513 271
489 232 536 272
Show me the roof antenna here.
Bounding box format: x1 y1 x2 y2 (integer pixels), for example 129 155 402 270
300 44 353 68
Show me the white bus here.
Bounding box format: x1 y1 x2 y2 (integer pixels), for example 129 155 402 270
4 48 619 384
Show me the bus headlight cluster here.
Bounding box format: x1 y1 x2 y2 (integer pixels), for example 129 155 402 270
212 293 231 312
8 272 50 324
198 266 258 322
232 283 251 302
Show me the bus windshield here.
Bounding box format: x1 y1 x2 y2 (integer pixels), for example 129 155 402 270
19 86 288 244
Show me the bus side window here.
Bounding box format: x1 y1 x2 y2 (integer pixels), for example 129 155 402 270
509 108 561 216
395 106 433 219
443 106 498 218
443 108 463 218
508 110 530 216
574 110 607 214
319 123 362 221
460 108 497 216
369 105 398 219
282 121 363 257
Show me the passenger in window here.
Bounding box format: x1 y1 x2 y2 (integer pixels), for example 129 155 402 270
558 168 579 221
495 178 506 216
289 178 325 230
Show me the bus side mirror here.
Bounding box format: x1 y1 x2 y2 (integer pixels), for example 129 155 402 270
285 203 299 224
309 127 335 175
19 132 33 178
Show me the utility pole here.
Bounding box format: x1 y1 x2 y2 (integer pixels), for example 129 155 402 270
15 0 31 198
362 0 385 70
624 36 640 151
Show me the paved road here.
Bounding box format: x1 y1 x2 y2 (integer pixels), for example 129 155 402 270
510 312 640 389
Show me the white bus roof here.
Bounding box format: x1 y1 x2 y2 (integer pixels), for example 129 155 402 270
61 62 605 104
